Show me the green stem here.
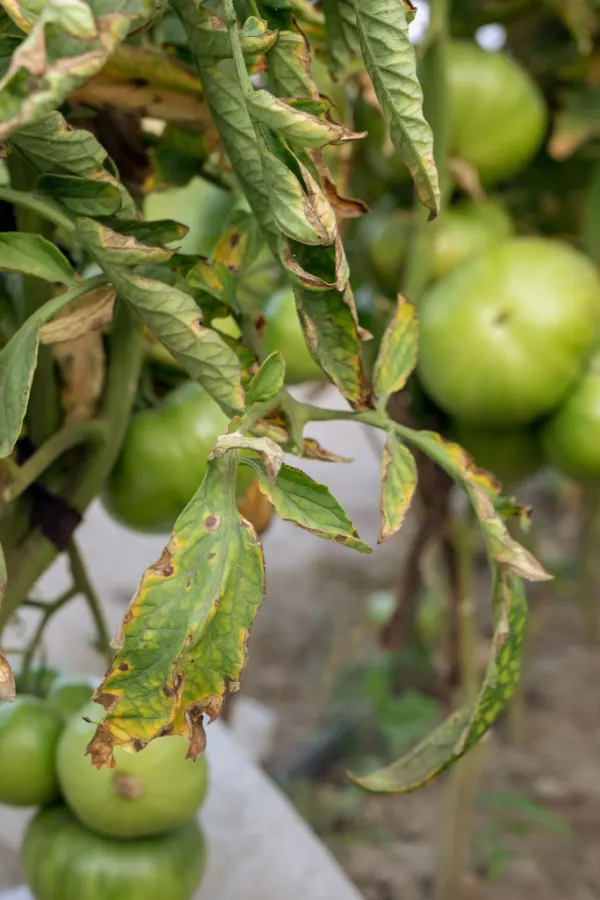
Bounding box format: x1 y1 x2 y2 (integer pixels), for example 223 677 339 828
0 301 143 636
0 187 75 235
21 585 78 676
578 481 600 643
4 419 108 502
67 540 112 661
435 507 483 900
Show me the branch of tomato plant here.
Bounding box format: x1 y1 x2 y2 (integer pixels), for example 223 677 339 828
3 419 108 502
0 301 144 639
67 539 112 660
20 585 78 678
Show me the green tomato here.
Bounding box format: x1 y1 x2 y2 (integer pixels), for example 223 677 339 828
418 238 600 426
0 695 63 806
448 41 547 184
57 703 209 839
359 210 412 296
103 382 254 533
263 288 325 385
22 805 206 900
543 352 600 480
429 200 513 281
452 420 543 487
46 673 93 720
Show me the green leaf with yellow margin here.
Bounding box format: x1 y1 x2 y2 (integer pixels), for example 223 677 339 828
248 89 365 148
351 570 527 792
397 428 551 583
353 0 440 217
87 454 265 767
246 459 371 553
379 434 416 544
373 293 418 409
77 217 245 416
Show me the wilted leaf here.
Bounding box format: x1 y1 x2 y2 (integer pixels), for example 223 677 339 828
373 293 418 409
354 0 440 216
0 0 165 141
40 285 115 344
96 43 204 94
351 571 527 792
379 434 417 544
267 29 319 100
0 652 15 703
70 76 211 128
399 428 551 583
302 437 353 463
248 459 371 553
248 89 365 148
211 433 284 483
53 328 105 422
246 351 285 406
323 0 360 81
77 218 244 416
549 87 600 159
0 233 75 283
88 455 265 766
211 211 264 274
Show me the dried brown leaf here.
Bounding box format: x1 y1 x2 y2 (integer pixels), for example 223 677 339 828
40 285 116 345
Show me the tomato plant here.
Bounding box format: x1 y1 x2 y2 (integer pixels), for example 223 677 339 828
0 0 597 896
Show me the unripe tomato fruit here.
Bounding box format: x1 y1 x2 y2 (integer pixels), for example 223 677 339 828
103 382 255 533
418 238 600 426
22 805 206 900
543 352 600 479
46 673 93 720
0 695 63 806
429 200 513 281
448 41 547 184
451 420 543 487
57 703 208 839
359 210 412 296
263 289 325 385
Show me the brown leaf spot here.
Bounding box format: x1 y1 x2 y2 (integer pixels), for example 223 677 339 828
118 663 129 672
86 722 117 770
207 552 215 561
133 739 146 753
113 773 145 800
203 514 221 531
185 704 207 759
93 690 119 713
158 724 174 737
150 547 174 578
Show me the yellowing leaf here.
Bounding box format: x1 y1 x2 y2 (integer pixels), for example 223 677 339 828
379 434 417 544
373 293 418 409
88 455 265 767
248 89 365 148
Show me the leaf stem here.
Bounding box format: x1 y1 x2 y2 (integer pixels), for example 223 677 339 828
21 585 78 677
67 540 112 661
4 419 108 502
0 187 75 235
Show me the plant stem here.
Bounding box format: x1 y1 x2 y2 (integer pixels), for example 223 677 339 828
0 187 75 235
21 585 78 676
4 419 108 501
435 508 484 900
0 302 143 637
578 481 600 643
67 540 112 660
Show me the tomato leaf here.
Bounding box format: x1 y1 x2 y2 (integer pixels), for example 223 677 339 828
0 233 75 283
0 0 164 141
88 454 265 766
399 429 551 583
379 434 417 544
211 433 284 483
323 0 360 81
267 30 319 100
9 111 107 176
246 351 285 407
373 293 418 409
39 285 116 345
37 174 122 217
77 217 245 416
351 571 527 792
353 0 440 217
248 459 371 553
248 89 364 148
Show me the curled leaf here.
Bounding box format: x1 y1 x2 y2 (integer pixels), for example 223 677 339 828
378 434 417 544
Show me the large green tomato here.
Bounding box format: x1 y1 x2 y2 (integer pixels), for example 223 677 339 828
452 420 543 487
23 805 206 900
57 703 208 838
0 695 63 806
543 352 600 479
360 210 412 296
430 200 513 281
418 238 600 426
103 382 254 533
263 289 325 385
448 41 547 184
